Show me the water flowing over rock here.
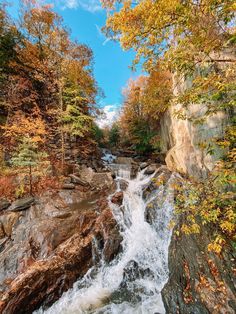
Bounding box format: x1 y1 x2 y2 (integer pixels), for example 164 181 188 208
1 155 233 314
36 162 176 314
0 166 119 314
0 194 121 314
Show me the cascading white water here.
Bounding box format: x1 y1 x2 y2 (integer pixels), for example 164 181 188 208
37 162 176 314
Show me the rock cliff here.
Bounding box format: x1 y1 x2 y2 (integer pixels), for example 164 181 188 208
160 49 235 179
160 102 227 178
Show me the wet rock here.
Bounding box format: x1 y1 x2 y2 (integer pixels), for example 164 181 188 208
131 163 139 179
95 208 123 264
62 183 75 190
140 162 148 170
8 197 35 212
103 229 122 263
111 260 153 304
111 191 124 206
0 199 10 212
0 235 94 314
0 190 122 313
123 260 153 282
143 166 172 200
115 157 133 165
111 171 116 179
144 165 156 175
118 179 129 191
144 202 158 225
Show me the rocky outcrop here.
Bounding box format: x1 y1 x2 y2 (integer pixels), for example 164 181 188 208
0 203 121 314
162 215 236 314
0 168 121 313
160 102 227 179
143 164 157 175
8 197 35 212
160 49 235 180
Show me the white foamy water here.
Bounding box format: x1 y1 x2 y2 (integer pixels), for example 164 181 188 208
36 163 176 314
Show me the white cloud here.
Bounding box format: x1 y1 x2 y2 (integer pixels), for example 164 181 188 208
96 105 120 128
61 0 102 12
95 24 111 46
63 0 78 9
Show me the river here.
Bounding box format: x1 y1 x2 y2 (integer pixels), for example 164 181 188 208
37 158 176 314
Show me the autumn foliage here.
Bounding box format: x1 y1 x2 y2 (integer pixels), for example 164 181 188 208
0 1 100 197
102 0 236 251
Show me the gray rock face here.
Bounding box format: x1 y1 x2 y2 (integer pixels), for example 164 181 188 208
0 199 10 211
8 197 35 212
118 179 129 191
162 214 236 314
140 162 148 170
144 165 156 175
160 70 231 179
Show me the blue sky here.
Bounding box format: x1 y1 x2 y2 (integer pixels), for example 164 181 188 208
8 0 143 127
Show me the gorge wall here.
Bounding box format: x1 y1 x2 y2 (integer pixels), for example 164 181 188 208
160 49 235 179
160 102 227 179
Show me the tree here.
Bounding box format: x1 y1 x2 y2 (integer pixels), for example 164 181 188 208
102 0 236 251
11 137 47 195
92 124 104 147
109 123 120 147
102 0 236 112
119 72 170 154
0 1 99 173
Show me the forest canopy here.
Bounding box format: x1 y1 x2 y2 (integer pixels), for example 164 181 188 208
0 0 102 195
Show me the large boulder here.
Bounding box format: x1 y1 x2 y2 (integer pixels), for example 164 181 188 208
115 157 133 165
118 179 129 191
0 189 122 314
144 165 156 175
90 173 114 190
140 162 148 170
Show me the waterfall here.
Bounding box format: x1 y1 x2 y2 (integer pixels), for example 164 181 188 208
37 162 176 314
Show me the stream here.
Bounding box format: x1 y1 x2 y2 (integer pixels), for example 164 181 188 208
37 158 176 314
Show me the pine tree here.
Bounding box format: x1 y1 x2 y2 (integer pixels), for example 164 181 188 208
11 137 47 195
